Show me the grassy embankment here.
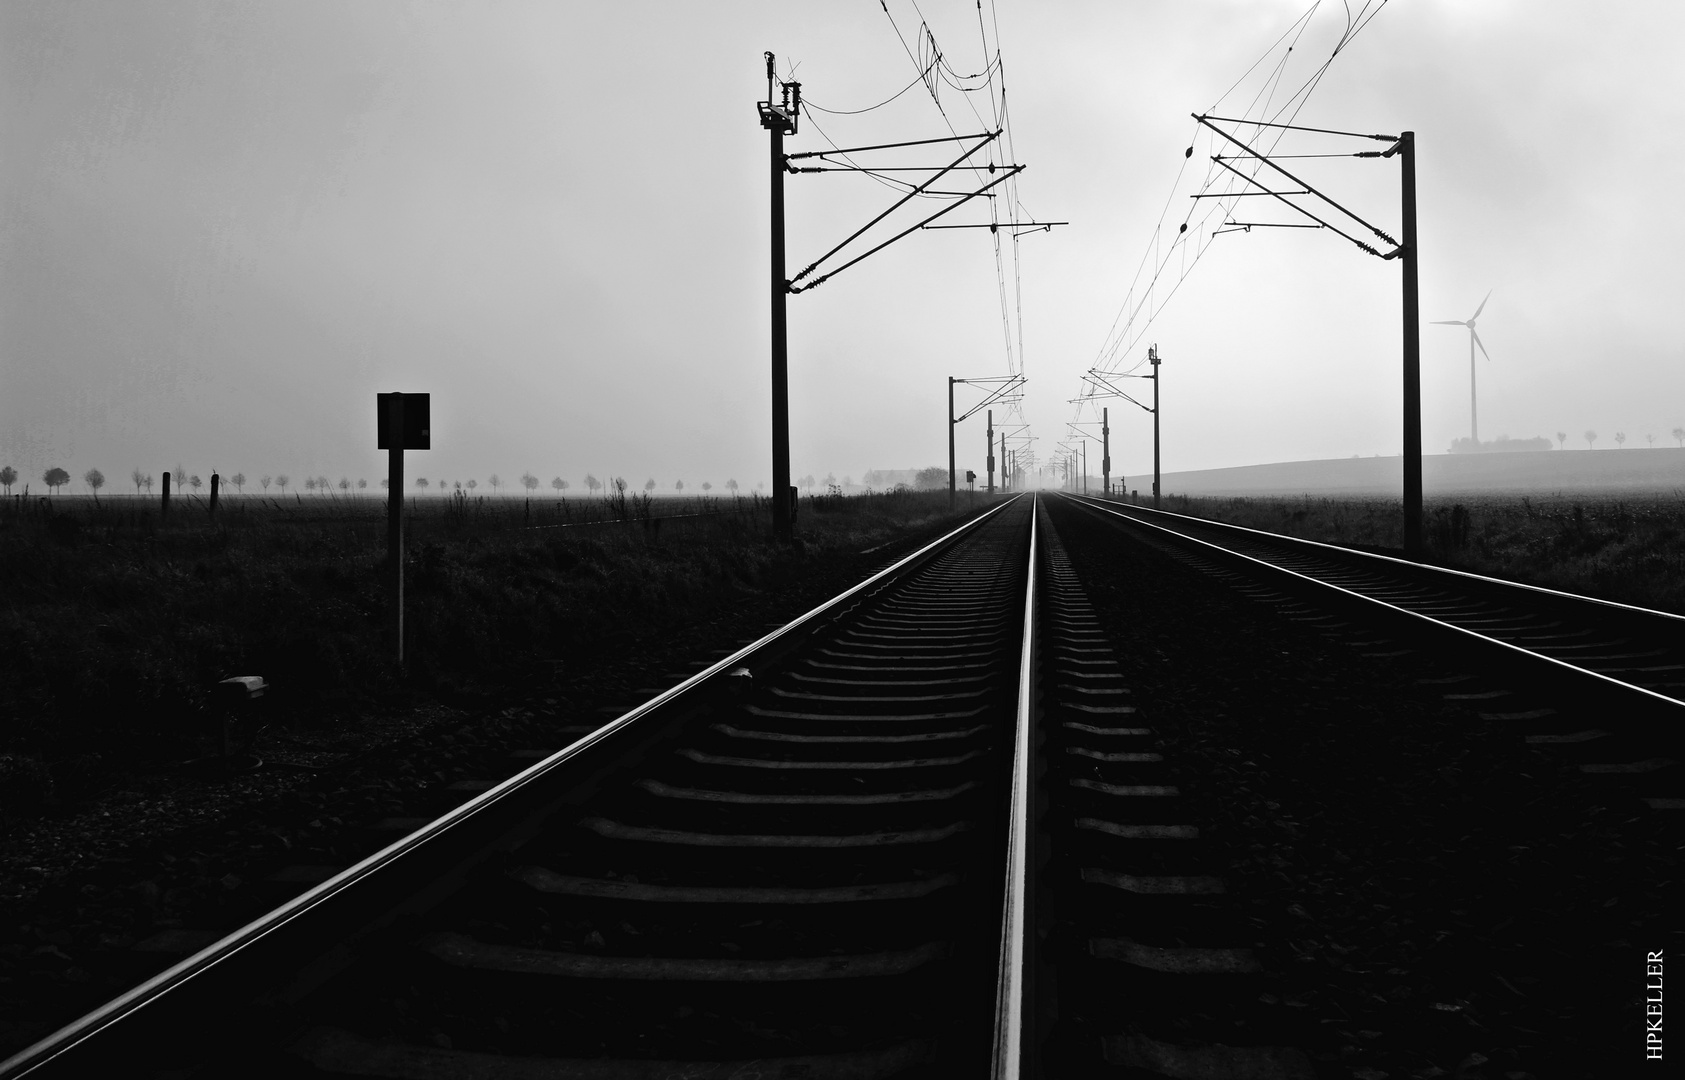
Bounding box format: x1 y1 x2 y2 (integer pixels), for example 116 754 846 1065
0 488 985 808
1150 492 1685 614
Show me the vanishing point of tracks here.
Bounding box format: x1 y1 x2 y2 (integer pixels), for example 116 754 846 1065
4 492 1675 1077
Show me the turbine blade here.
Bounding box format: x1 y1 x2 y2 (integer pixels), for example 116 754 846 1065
1471 329 1491 361
1471 289 1492 320
1430 320 1466 325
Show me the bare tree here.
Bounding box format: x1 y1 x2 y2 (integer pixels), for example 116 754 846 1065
358 479 368 491
304 477 316 493
188 474 203 493
1647 433 1657 448
84 469 105 497
130 467 144 494
521 472 539 493
143 474 154 494
726 478 739 495
339 477 351 493
276 474 289 493
1556 432 1566 450
466 478 477 491
380 478 389 489
800 474 816 491
1674 427 1685 448
1584 430 1597 449
674 479 684 492
43 467 70 494
260 475 272 492
585 474 601 495
416 477 430 491
231 472 246 493
317 475 330 493
1 466 17 495
489 473 502 493
1615 432 1627 448
842 475 853 488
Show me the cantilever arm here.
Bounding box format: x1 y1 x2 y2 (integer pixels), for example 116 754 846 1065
790 166 1025 294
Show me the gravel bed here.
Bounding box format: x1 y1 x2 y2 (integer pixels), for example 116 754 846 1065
1046 499 1680 1080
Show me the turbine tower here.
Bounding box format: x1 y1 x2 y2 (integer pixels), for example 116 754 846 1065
1432 291 1492 444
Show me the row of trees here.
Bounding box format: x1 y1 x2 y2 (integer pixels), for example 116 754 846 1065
0 466 863 499
1554 430 1685 449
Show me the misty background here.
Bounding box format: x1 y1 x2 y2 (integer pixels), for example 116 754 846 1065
4 1 1682 493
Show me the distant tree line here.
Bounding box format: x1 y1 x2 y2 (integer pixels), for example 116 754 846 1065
0 466 856 502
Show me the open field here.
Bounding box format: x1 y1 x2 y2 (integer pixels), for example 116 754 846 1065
0 488 992 816
1157 491 1685 614
1144 446 1685 497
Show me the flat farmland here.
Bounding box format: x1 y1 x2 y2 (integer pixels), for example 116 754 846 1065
0 489 986 816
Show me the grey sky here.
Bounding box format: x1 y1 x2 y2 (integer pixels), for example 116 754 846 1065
4 1 1682 491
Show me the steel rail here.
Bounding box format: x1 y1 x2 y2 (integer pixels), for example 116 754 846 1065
1068 494 1685 628
991 494 1037 1078
1 494 1026 1079
1063 494 1685 718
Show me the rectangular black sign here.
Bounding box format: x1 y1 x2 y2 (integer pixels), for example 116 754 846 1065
377 393 431 450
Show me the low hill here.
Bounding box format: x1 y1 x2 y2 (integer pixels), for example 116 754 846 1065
1144 448 1685 498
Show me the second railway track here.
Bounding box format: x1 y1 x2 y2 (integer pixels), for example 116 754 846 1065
6 490 1675 1078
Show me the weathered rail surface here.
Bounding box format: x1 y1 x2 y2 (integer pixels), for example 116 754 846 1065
4 498 1037 1078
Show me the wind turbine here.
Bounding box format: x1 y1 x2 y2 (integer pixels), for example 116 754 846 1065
1432 290 1492 444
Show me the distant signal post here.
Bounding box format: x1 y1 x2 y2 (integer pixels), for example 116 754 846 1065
378 392 430 666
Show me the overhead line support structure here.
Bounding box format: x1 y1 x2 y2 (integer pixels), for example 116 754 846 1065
760 54 798 542
1192 113 1422 556
950 375 1025 510
759 52 1049 542
1081 348 1161 507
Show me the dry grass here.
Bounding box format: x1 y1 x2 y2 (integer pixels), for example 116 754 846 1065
1160 492 1685 613
0 488 975 802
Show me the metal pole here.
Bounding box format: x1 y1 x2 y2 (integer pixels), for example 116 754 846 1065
1400 131 1423 557
948 377 957 511
987 410 995 495
386 393 405 666
1082 441 1087 495
1102 407 1110 501
1151 346 1162 509
770 123 792 543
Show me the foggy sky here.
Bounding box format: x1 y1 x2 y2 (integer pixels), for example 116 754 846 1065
4 1 1682 494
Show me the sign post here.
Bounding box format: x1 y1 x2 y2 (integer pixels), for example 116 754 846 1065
377 392 430 666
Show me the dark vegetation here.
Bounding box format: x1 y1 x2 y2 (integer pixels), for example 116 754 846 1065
1157 492 1685 613
0 488 976 819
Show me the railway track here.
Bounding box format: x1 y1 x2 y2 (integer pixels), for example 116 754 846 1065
8 488 1672 1077
3 497 1039 1078
1061 493 1685 812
